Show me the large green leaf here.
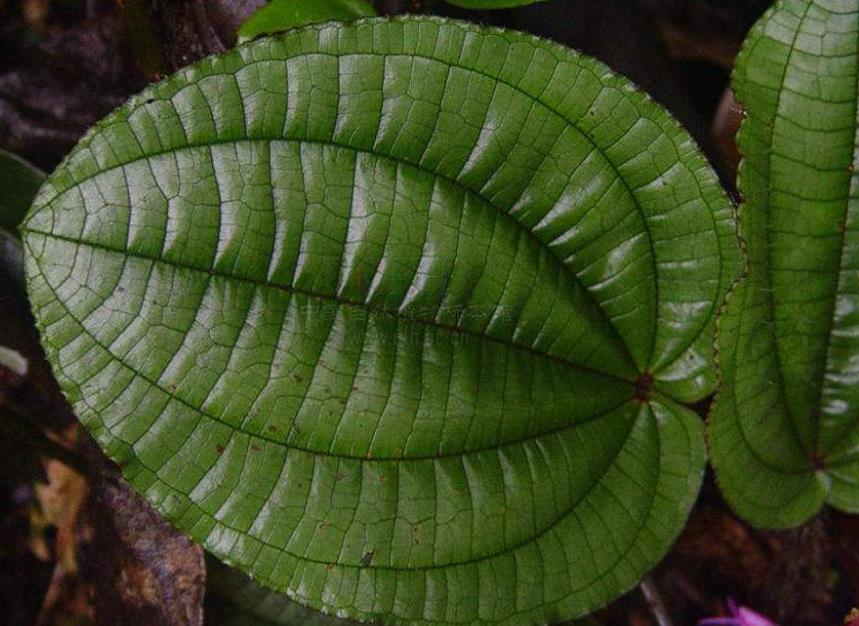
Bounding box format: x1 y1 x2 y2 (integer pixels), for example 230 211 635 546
709 0 859 528
23 16 738 624
237 0 377 43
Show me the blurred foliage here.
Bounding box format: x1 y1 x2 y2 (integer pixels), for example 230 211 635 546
237 0 376 42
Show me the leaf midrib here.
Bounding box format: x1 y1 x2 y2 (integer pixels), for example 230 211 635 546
742 0 816 462
28 222 636 384
25 228 651 462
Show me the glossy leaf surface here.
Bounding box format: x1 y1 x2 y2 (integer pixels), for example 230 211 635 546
709 0 859 527
23 17 738 624
237 0 376 43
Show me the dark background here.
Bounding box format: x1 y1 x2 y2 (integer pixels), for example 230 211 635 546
1 1 856 625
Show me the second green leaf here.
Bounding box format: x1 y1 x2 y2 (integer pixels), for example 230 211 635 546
710 0 859 528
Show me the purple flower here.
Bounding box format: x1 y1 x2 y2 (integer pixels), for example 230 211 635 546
699 598 777 626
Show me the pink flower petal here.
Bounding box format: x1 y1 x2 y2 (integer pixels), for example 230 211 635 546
737 607 777 626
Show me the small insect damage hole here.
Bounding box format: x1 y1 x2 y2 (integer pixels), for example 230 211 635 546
634 372 653 403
